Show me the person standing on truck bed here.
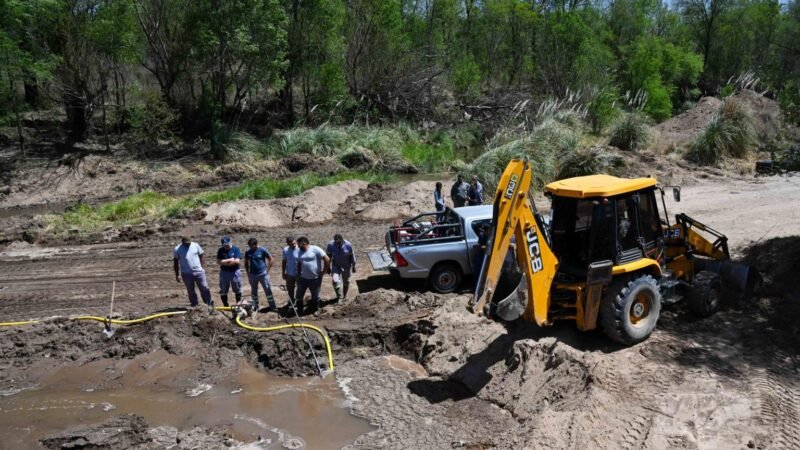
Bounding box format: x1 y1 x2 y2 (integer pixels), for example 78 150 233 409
216 235 243 308
244 237 277 313
451 174 470 208
468 175 483 206
295 236 330 315
434 182 446 222
326 234 357 302
173 236 213 312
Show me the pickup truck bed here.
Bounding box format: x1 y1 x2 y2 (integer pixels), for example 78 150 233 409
368 205 493 293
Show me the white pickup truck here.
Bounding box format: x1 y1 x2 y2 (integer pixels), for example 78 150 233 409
368 205 493 293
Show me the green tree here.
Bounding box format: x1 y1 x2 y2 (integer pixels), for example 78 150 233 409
0 0 58 152
283 0 346 122
191 0 287 157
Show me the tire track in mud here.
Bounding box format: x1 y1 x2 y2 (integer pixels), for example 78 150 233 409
753 350 800 448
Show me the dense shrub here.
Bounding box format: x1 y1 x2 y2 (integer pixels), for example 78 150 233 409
685 99 756 165
609 112 651 152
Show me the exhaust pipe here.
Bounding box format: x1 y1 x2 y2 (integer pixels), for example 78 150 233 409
695 259 762 294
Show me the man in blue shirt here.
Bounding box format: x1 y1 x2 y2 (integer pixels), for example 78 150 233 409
326 234 356 302
295 236 330 315
244 237 276 312
282 236 300 305
216 235 242 308
173 237 213 310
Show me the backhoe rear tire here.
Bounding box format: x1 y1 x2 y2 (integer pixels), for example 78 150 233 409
600 274 662 345
687 270 722 317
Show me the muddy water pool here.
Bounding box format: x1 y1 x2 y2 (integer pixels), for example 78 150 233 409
0 350 374 448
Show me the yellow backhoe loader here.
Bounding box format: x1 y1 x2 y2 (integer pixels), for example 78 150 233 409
468 159 760 344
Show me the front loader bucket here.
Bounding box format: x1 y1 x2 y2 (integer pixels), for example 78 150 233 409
696 259 762 294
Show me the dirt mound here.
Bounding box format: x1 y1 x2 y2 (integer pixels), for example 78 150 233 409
361 181 439 221
282 154 345 175
333 289 446 320
655 90 782 150
655 97 723 149
733 89 783 139
340 180 441 222
742 236 800 299
203 179 369 227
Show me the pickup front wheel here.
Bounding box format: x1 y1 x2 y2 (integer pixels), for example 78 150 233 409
430 263 462 293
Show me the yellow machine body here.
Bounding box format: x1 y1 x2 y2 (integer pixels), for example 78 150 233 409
469 160 751 342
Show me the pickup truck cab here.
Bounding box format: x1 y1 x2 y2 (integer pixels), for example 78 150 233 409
368 205 493 293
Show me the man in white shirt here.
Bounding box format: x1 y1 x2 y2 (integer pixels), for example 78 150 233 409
294 236 330 315
173 236 212 310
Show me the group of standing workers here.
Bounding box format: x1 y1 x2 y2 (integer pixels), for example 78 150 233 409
172 233 356 316
434 174 483 216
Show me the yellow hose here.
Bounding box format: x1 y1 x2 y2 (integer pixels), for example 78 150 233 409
0 320 40 327
71 311 187 325
235 315 335 372
0 307 335 373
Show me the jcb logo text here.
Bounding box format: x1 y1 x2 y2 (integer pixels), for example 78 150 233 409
505 174 518 199
526 228 543 273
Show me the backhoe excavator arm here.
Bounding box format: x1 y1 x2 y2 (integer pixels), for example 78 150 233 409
468 160 559 325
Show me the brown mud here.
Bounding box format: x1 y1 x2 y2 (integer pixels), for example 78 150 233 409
1 170 799 448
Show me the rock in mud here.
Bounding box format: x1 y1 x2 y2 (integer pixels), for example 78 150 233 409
40 414 150 449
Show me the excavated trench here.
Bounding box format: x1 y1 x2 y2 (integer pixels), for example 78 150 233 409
0 290 443 448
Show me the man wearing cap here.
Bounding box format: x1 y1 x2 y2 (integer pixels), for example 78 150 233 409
282 236 300 306
173 237 213 311
295 236 330 315
326 234 356 302
216 236 243 307
244 237 277 312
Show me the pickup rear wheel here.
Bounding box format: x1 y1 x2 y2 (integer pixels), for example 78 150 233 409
430 263 462 293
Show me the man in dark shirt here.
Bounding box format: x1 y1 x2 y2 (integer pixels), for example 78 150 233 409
326 234 356 302
216 236 242 308
450 174 470 208
468 175 484 205
244 237 276 312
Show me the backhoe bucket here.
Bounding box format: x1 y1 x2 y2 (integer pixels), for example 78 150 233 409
486 262 527 321
695 259 762 294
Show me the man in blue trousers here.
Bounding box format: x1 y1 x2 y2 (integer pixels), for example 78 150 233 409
173 236 213 312
216 235 242 307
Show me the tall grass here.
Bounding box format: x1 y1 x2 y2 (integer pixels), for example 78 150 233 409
555 146 626 180
47 172 393 234
469 119 580 192
609 112 651 152
401 142 455 172
686 99 756 165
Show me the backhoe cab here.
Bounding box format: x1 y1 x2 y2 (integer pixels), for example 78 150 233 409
469 159 760 345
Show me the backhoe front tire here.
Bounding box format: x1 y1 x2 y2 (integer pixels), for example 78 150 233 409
687 270 722 317
430 263 462 294
601 275 662 345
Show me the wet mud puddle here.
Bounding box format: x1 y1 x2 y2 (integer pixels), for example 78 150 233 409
0 350 374 448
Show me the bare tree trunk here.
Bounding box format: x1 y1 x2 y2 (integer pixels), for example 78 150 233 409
23 81 38 109
101 81 110 152
5 51 25 155
65 94 90 144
